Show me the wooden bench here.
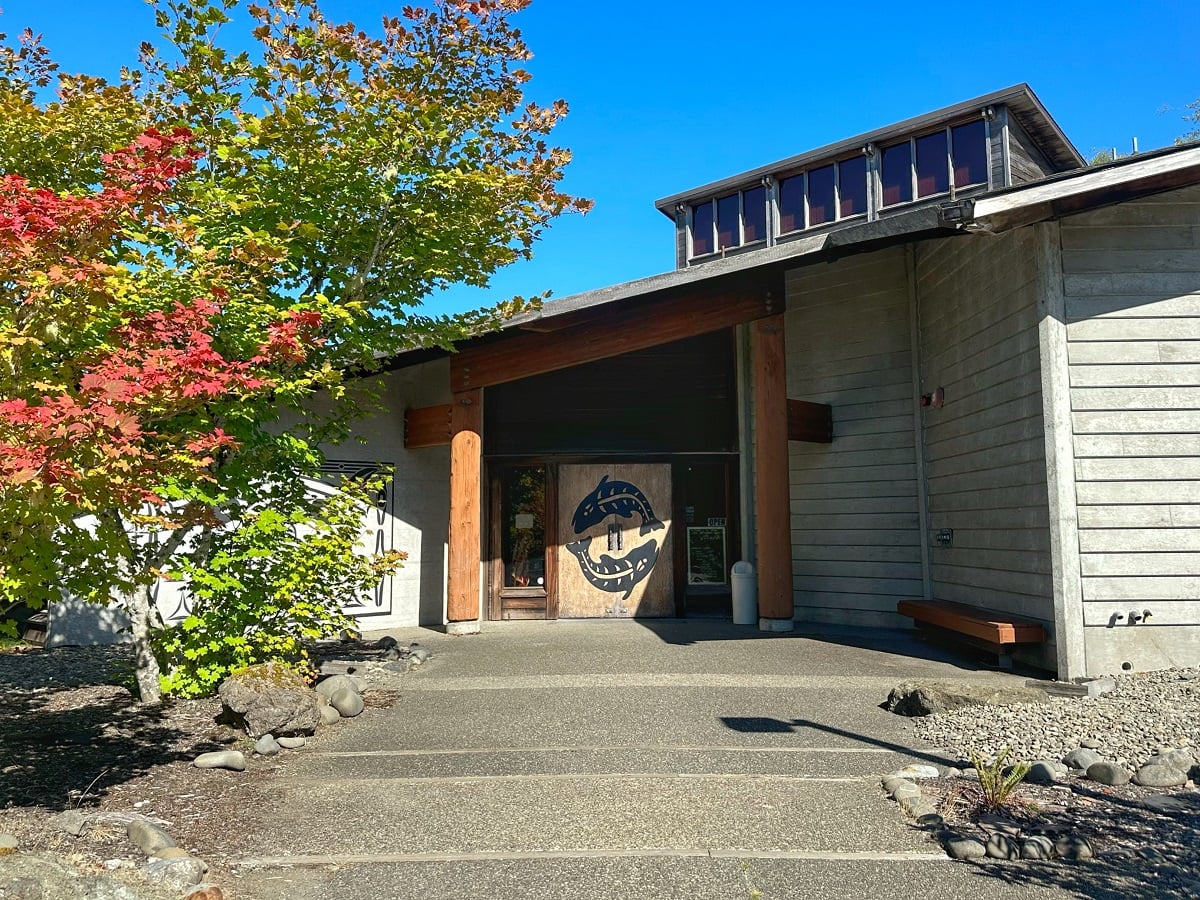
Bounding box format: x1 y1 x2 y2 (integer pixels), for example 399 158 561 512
897 599 1046 669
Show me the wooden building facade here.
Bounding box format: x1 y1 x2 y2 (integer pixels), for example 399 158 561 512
51 85 1196 679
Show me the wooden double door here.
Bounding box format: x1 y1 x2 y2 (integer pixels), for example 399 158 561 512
489 460 735 621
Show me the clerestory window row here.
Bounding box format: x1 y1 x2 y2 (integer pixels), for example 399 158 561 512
687 117 989 261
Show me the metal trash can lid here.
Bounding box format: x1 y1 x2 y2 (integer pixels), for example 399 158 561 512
731 561 755 576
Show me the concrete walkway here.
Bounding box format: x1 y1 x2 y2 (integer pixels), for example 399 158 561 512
231 620 1077 900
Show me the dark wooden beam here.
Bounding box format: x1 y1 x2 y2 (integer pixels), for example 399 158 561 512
752 315 794 623
447 389 482 627
787 399 833 443
403 403 452 449
451 289 777 393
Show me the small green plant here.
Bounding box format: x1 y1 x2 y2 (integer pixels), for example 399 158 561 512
970 747 1031 810
153 476 405 697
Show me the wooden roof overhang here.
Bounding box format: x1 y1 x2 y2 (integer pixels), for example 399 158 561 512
956 142 1200 234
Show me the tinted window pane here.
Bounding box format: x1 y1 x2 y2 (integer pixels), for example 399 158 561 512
716 193 740 250
692 201 713 256
915 131 949 198
952 120 988 187
779 175 804 233
742 186 766 243
881 142 913 206
501 466 546 589
838 156 867 218
807 165 835 226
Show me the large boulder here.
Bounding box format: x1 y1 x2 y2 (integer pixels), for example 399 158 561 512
883 680 1048 717
217 663 321 737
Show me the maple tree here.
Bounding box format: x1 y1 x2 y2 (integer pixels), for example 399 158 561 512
0 0 587 702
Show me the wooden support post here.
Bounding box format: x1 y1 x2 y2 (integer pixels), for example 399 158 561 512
752 316 794 631
447 388 483 633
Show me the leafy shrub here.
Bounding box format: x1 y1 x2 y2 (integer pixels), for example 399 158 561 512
153 476 405 697
970 747 1031 810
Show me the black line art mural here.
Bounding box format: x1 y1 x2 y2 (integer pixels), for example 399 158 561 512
153 459 395 623
566 475 665 614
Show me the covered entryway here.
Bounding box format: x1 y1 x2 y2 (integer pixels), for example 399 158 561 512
480 327 742 622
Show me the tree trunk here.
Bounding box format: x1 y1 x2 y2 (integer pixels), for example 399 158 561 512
125 581 163 705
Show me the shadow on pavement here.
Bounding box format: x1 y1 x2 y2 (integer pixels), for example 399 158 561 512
720 715 958 768
636 617 1003 672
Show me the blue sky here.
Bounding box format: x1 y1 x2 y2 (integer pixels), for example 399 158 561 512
2 1 1197 316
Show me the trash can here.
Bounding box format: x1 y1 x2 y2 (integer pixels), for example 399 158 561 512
731 561 757 626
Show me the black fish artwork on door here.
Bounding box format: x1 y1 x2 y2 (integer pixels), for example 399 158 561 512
571 475 665 536
566 476 665 613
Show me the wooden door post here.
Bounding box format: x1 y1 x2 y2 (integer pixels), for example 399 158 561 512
752 316 794 631
447 388 483 633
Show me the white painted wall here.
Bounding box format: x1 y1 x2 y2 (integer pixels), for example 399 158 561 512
302 358 452 630
1061 183 1200 673
784 246 924 628
46 357 451 646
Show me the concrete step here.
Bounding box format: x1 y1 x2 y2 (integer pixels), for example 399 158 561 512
233 854 1074 900
287 746 912 780
243 772 933 858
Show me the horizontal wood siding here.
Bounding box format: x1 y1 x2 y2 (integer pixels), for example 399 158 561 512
785 247 922 628
916 228 1055 646
1062 184 1200 669
1007 116 1057 185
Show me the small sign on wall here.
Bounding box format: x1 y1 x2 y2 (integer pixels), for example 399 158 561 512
687 527 727 585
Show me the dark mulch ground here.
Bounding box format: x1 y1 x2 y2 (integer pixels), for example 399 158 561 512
0 640 398 897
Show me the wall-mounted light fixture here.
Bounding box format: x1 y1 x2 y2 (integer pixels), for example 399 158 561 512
920 387 945 409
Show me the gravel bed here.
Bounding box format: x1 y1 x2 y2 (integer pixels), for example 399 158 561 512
914 667 1200 767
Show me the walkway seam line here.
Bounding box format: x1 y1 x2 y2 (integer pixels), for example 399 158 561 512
306 746 894 757
280 773 868 786
235 849 951 867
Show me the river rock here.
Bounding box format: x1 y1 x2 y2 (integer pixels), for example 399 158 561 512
318 703 341 725
1062 748 1101 770
49 809 89 836
330 687 364 718
145 855 208 889
315 674 363 700
944 834 987 860
0 852 140 899
277 736 306 749
917 813 944 828
0 834 17 851
193 750 246 772
892 764 940 779
1086 761 1131 786
376 635 399 650
1055 835 1094 860
218 663 321 737
127 820 176 855
1134 763 1187 788
881 775 911 793
884 680 1048 717
255 734 280 756
890 782 921 801
153 847 193 859
1025 761 1059 785
1151 748 1195 771
1021 835 1055 860
986 834 1021 860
